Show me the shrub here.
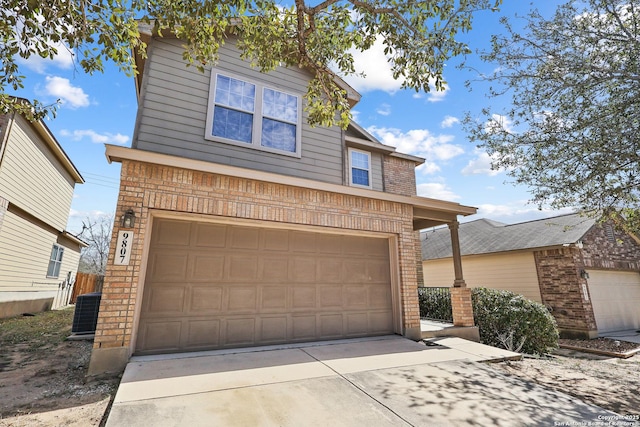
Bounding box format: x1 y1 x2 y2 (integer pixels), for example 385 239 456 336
417 288 452 322
471 287 559 355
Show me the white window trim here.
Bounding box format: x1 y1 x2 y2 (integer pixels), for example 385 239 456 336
205 70 303 158
348 147 372 189
46 244 64 279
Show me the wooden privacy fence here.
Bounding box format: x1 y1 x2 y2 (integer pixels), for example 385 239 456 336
70 273 104 304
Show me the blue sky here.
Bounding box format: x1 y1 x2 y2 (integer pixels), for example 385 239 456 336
10 1 571 234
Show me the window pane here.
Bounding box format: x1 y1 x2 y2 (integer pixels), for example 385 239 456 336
261 118 296 152
215 75 255 112
352 168 370 186
263 89 297 123
212 106 253 143
351 151 369 169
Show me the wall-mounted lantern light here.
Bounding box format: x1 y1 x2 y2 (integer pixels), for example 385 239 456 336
121 208 136 228
580 269 590 279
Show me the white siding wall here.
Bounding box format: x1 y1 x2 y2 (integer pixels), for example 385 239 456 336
0 115 75 231
423 252 542 302
0 211 58 289
134 38 346 184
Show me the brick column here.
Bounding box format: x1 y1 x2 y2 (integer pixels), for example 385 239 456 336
451 287 475 327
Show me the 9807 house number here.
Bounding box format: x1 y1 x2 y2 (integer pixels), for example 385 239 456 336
114 230 133 265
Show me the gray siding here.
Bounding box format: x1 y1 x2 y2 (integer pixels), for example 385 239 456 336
134 38 345 184
0 115 75 231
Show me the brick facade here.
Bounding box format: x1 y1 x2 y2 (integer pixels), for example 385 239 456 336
534 248 597 338
382 156 417 197
534 222 640 339
91 160 424 371
581 223 640 270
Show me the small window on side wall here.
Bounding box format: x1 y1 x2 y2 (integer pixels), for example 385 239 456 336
349 148 371 188
47 244 64 278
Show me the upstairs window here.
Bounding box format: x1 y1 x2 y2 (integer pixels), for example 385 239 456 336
206 71 302 157
47 244 64 278
349 148 371 188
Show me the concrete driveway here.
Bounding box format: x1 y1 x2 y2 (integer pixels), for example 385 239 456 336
106 336 613 426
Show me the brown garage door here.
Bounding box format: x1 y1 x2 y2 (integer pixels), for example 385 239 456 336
136 218 394 354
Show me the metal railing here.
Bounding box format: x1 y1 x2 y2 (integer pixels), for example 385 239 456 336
418 287 453 322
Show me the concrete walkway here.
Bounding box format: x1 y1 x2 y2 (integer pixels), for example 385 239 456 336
604 329 640 344
106 336 614 427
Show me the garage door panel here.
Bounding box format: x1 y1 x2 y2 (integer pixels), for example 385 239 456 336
186 319 220 348
319 314 343 337
259 316 288 342
317 234 343 254
344 262 367 283
261 286 288 310
227 255 258 281
225 318 256 345
260 257 289 282
190 286 223 312
291 232 316 253
291 286 317 309
292 315 317 339
319 285 343 308
346 313 368 334
153 220 191 246
317 259 342 283
368 260 391 283
147 286 185 313
291 257 317 282
263 229 290 251
137 218 394 355
191 255 224 281
229 227 260 250
149 253 188 281
227 287 257 312
345 285 367 308
369 285 392 308
140 321 182 352
370 311 394 333
193 223 227 248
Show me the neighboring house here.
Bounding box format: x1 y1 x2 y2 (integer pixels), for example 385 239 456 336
88 27 478 374
0 103 86 318
422 213 640 338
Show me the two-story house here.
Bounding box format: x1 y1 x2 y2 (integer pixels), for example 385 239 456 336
0 102 86 318
88 27 477 375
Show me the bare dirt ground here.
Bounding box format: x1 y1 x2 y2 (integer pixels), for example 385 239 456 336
1 308 639 426
0 308 120 427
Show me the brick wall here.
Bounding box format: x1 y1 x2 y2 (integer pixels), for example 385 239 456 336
382 156 417 196
534 248 597 338
580 223 640 270
94 160 423 353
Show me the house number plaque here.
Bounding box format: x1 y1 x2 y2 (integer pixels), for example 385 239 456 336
114 230 133 265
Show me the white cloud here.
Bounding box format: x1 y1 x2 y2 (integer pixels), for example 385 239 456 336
376 103 391 116
427 85 449 102
60 129 129 145
44 76 89 108
485 113 514 134
475 202 575 223
417 183 460 201
461 149 502 176
440 115 460 128
342 36 402 93
367 125 464 175
16 37 74 74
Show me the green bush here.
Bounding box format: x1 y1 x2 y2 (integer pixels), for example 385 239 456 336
418 288 452 322
471 287 559 355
